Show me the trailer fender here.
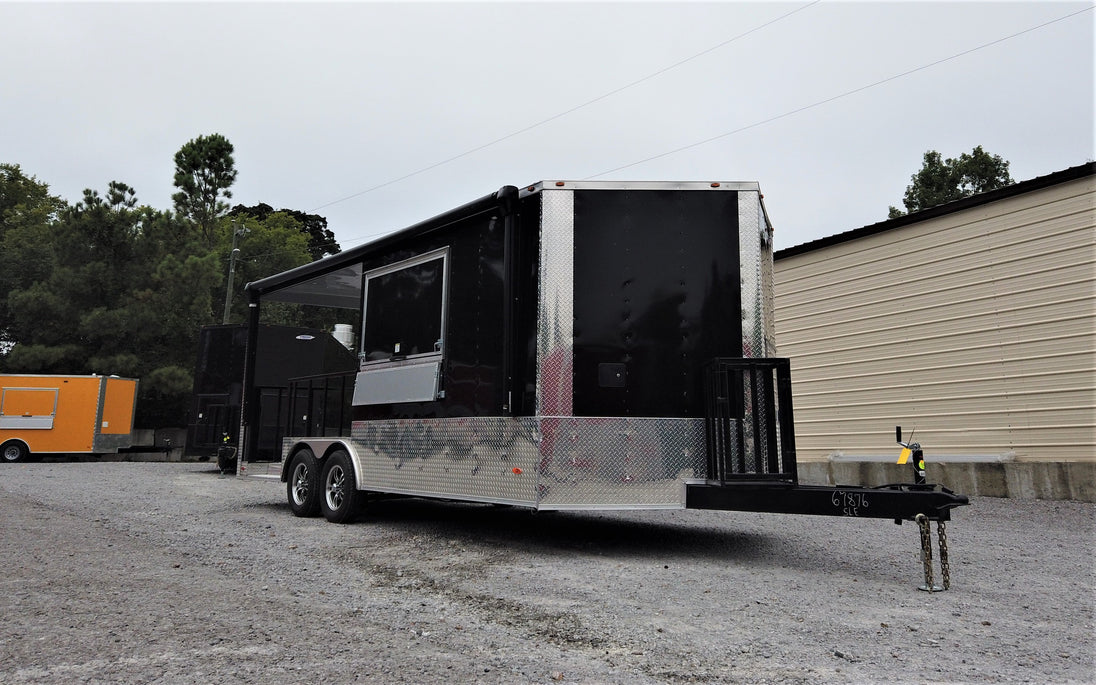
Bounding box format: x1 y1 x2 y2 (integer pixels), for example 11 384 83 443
280 439 363 487
1 439 31 463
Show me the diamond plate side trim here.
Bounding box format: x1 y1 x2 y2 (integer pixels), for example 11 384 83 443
339 416 706 509
536 190 574 418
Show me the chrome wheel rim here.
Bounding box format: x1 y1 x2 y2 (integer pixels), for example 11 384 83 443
291 462 311 506
325 464 346 511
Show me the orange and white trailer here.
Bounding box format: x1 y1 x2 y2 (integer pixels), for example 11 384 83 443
0 374 138 463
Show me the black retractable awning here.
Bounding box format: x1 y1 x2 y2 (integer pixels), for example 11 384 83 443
253 263 363 309
244 186 516 310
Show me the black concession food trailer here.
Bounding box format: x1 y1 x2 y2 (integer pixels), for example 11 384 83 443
239 181 966 587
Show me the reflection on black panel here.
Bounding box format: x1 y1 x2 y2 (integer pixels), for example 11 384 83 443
572 189 741 418
363 256 445 362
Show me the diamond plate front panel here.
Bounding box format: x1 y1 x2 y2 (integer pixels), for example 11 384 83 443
347 416 707 509
739 190 774 359
536 417 706 508
536 189 574 417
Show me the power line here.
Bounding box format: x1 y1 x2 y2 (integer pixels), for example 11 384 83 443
313 2 1090 255
307 1 822 216
585 4 1095 179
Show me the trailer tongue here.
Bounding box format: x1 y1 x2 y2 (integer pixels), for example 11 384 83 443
239 181 969 590
686 481 967 523
692 356 966 522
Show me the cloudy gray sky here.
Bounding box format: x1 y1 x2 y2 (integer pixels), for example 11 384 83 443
2 1 1092 252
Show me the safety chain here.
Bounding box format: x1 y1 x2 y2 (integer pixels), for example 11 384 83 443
937 520 951 590
914 513 950 592
915 514 936 591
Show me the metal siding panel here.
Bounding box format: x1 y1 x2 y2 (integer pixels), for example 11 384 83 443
775 176 1095 463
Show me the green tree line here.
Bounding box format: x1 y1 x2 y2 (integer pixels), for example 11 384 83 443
888 146 1013 218
0 134 340 427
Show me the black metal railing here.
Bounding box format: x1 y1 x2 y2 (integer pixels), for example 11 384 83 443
703 358 797 484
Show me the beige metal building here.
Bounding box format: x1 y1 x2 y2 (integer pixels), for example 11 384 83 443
774 163 1095 501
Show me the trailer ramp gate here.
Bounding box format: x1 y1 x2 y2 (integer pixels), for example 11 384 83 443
703 358 797 484
689 358 969 523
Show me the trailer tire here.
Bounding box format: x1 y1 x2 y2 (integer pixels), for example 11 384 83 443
286 448 321 517
320 450 362 524
2 440 29 464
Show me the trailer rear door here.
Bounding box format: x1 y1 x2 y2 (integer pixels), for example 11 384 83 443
101 377 137 435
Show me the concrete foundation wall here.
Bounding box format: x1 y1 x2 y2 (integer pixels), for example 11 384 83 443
798 461 1096 502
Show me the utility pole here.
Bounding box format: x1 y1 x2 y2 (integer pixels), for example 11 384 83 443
222 220 249 324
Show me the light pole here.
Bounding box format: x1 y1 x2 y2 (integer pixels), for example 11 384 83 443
222 220 250 324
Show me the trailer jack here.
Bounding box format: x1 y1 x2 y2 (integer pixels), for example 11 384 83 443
896 427 954 591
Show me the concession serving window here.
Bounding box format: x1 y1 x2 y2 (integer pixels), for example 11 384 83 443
353 248 448 406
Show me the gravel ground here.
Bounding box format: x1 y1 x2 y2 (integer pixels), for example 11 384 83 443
0 460 1092 684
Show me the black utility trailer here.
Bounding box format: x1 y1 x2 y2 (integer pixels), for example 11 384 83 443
240 181 967 586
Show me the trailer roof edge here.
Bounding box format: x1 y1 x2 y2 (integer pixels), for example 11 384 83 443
774 162 1096 260
518 180 760 196
245 186 517 300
